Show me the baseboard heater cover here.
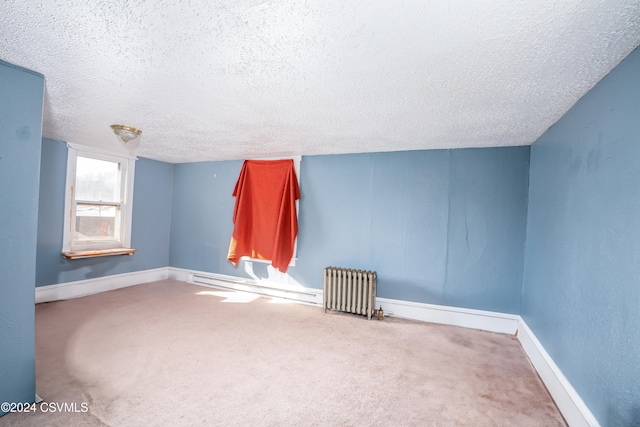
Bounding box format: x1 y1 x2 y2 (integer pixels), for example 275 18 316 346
188 273 319 303
323 267 377 320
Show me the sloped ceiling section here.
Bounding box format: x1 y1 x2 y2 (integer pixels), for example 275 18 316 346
1 1 640 163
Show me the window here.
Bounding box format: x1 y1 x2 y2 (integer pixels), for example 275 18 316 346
62 143 136 258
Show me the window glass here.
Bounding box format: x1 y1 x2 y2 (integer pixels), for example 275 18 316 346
75 204 120 242
75 156 120 202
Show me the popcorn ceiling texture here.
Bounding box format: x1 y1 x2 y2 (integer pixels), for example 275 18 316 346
1 0 639 163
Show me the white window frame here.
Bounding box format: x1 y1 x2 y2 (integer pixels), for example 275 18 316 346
62 143 136 255
239 155 301 267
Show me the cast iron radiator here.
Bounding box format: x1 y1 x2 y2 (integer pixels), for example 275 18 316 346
323 267 377 320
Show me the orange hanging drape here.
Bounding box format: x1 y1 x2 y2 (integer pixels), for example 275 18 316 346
227 159 300 272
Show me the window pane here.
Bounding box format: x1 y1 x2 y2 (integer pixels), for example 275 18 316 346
75 204 121 242
76 156 120 202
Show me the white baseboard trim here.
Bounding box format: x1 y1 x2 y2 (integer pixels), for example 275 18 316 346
377 297 519 335
517 318 599 427
168 267 517 334
35 267 169 303
167 266 190 282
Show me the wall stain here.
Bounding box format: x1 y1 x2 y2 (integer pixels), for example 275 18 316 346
587 148 601 172
16 125 31 140
568 155 582 175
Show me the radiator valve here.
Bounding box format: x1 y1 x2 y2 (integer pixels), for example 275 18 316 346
377 305 384 320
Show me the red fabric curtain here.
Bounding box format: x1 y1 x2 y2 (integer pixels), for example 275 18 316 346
227 159 300 272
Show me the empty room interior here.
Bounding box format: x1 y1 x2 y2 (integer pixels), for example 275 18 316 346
1 1 639 426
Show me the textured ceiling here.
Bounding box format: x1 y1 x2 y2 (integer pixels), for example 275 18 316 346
2 1 640 163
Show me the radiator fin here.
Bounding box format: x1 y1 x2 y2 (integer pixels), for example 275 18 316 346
323 267 376 320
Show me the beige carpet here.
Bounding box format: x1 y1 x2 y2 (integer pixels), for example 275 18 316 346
1 280 565 426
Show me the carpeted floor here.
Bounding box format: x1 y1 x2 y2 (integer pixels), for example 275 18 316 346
0 280 565 426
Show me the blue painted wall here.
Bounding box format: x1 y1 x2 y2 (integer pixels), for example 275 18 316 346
170 160 243 275
36 138 174 286
0 61 44 416
522 47 640 426
170 147 529 314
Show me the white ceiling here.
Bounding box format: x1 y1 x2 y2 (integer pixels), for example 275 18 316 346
2 1 640 164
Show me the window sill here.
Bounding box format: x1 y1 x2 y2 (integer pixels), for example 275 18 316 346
62 248 137 259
